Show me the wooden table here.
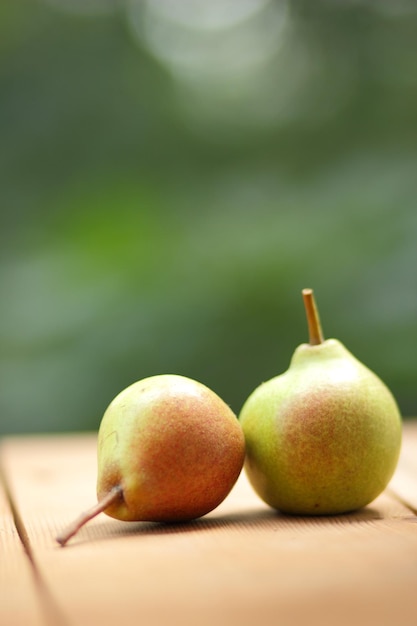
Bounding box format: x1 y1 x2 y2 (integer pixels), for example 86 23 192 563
1 420 416 626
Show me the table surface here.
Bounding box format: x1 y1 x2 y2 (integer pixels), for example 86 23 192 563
1 420 416 626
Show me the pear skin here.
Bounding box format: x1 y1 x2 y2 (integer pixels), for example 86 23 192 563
56 374 245 545
239 290 402 515
97 374 245 522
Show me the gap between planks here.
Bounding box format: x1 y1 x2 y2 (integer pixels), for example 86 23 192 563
0 448 70 626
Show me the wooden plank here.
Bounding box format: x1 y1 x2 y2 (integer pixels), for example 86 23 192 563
388 420 417 512
1 426 417 626
0 461 43 626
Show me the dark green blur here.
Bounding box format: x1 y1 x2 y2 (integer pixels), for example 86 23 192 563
1 0 416 434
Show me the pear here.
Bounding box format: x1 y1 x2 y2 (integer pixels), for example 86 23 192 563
239 289 402 515
56 374 245 546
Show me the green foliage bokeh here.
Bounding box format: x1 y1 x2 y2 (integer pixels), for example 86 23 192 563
1 0 416 434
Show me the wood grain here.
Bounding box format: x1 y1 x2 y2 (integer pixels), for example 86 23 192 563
1 422 416 626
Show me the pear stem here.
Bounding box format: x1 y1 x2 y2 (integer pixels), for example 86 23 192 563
56 484 123 547
302 288 324 345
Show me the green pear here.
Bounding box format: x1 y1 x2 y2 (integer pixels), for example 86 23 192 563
239 289 402 515
56 374 245 545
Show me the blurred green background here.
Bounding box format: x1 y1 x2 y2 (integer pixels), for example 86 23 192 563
1 0 416 435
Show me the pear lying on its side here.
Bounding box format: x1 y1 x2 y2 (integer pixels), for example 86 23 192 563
57 374 245 545
239 289 402 515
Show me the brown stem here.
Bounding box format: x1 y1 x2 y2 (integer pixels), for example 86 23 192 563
302 288 324 345
56 484 123 547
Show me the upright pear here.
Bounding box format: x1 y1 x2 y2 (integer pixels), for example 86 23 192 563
57 374 245 545
239 289 402 515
